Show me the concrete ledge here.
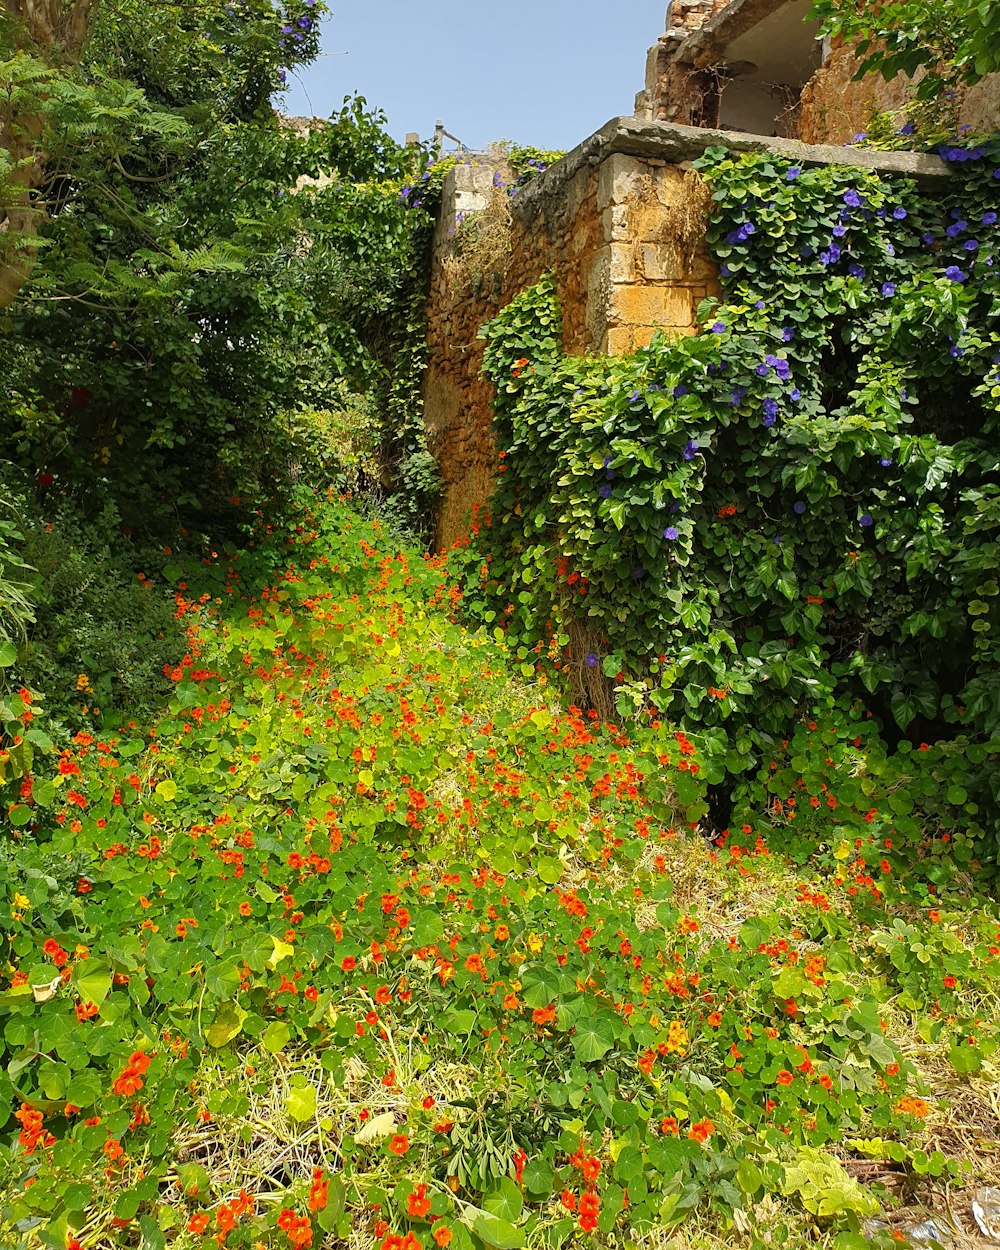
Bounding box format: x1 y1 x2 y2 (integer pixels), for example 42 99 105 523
511 116 952 219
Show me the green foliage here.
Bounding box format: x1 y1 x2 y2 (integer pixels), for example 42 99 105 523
0 0 437 533
1 489 996 1247
0 475 34 652
809 0 1000 98
14 497 184 730
456 141 1000 865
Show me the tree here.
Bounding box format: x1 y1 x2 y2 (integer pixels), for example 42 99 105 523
0 0 431 528
810 0 1000 99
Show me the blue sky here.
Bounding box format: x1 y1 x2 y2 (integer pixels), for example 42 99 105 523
281 0 669 153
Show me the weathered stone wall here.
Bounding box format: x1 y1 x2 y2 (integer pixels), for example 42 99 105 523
640 0 1000 143
423 117 951 552
799 44 1000 144
424 129 721 549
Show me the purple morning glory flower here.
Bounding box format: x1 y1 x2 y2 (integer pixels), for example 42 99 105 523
879 457 893 467
946 221 967 237
882 282 895 296
682 439 699 461
711 322 726 334
793 501 806 515
900 123 915 136
585 653 599 667
843 189 862 208
298 15 312 28
786 167 801 180
892 207 907 220
922 232 935 245
673 384 688 398
848 262 866 279
663 526 680 541
762 412 776 428
782 327 794 342
950 345 963 357
599 484 613 498
789 388 801 402
859 514 873 527
763 398 779 417
833 224 847 238
629 390 640 402
964 239 978 250
774 360 791 380
945 266 967 282
755 363 770 378
984 212 998 226
603 454 612 467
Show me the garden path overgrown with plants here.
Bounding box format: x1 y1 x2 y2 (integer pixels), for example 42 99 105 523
2 491 999 1250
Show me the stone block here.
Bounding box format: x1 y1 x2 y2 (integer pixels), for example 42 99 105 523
597 152 647 212
601 204 632 243
608 282 696 329
641 243 682 281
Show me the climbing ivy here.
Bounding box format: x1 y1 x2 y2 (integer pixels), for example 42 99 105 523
454 140 1000 866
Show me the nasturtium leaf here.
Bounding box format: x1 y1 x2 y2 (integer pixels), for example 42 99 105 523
262 1021 292 1053
204 1001 247 1048
572 1011 616 1062
483 1177 523 1223
536 855 563 884
155 779 177 801
75 960 113 1005
286 1083 317 1122
462 1208 525 1249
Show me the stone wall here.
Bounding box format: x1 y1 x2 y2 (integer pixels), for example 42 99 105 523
799 44 1000 144
423 117 951 551
638 0 1000 142
424 125 721 549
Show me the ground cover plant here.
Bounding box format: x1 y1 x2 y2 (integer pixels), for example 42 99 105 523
455 139 1000 870
1 491 998 1250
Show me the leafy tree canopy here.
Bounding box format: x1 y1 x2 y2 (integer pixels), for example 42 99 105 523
810 0 1000 99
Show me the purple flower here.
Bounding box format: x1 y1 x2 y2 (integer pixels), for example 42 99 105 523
730 385 747 406
946 220 967 237
848 262 866 279
782 327 794 342
922 232 936 245
843 189 862 208
584 653 599 667
711 322 726 334
663 526 680 541
763 399 779 419
774 360 791 380
789 388 801 402
786 167 801 180
984 212 998 226
793 501 806 515
673 384 688 398
859 514 873 527
599 483 613 498
833 223 847 238
945 266 967 282
892 206 907 220
879 457 893 467
762 412 776 428
682 439 699 461
881 282 895 296
900 123 915 136
755 363 770 378
964 239 978 251
298 15 312 28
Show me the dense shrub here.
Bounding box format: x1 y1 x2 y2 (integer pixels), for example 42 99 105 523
453 141 1000 867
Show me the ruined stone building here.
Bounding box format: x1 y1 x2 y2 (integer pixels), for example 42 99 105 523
422 1 998 547
635 0 1000 142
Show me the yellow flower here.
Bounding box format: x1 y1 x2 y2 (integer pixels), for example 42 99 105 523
13 894 30 910
527 932 544 953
